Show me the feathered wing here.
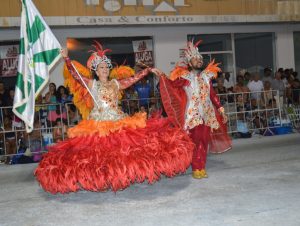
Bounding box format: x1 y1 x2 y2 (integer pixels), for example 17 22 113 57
63 60 94 120
110 65 135 100
209 110 232 153
110 65 135 80
204 59 221 78
159 76 187 128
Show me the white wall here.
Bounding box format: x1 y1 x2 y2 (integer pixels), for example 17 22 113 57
276 29 295 69
1 23 300 93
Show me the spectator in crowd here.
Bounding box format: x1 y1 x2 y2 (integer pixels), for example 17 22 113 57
291 71 298 81
53 119 68 143
2 115 17 164
287 79 300 105
261 81 274 107
4 87 23 129
233 75 250 103
214 78 227 105
278 68 284 75
35 95 48 129
243 72 251 86
249 98 266 134
45 82 57 125
235 94 251 138
4 87 15 117
56 85 72 120
272 71 285 97
234 75 250 93
122 86 138 114
262 67 273 84
0 81 8 106
282 69 291 87
25 117 42 161
247 73 264 101
67 104 81 125
6 87 14 106
135 77 151 109
236 94 248 113
223 72 234 91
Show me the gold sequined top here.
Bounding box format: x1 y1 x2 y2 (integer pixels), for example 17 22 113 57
88 79 125 121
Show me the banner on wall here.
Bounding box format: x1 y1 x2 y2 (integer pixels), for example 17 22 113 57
132 39 154 67
0 45 19 77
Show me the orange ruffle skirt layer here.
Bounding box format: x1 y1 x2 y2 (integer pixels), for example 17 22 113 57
34 116 194 194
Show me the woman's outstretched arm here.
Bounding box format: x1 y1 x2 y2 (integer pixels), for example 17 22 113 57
61 49 92 88
118 68 152 90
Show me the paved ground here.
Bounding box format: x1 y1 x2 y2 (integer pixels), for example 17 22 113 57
0 134 300 226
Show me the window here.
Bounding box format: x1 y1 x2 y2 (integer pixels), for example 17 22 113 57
234 33 275 76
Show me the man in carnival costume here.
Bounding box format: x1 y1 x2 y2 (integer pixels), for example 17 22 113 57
35 42 195 194
159 40 232 179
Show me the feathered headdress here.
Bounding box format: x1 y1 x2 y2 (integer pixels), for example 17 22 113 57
184 40 203 63
87 41 113 71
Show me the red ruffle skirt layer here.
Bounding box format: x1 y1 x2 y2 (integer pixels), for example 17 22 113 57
34 117 194 194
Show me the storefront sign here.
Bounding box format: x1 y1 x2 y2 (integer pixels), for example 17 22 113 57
132 39 154 67
0 45 18 77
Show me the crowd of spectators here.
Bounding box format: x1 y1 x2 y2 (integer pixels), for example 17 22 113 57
213 67 300 137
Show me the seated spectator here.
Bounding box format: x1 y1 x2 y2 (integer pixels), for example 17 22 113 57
249 98 266 134
236 121 251 138
67 104 81 126
2 115 17 164
25 118 42 162
247 73 264 102
53 119 68 143
266 98 277 109
214 78 227 105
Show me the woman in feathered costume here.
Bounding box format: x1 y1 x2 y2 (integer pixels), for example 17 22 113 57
34 42 194 194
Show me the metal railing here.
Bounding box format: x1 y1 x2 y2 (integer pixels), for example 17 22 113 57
0 90 297 163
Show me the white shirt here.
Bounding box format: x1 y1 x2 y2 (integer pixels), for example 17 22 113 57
223 78 234 89
247 80 264 100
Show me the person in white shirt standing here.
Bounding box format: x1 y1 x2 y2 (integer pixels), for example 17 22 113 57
223 72 234 91
247 73 264 101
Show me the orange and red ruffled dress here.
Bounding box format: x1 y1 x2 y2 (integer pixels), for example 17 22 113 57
35 79 194 194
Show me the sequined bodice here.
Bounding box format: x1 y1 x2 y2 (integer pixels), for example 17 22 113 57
88 79 125 121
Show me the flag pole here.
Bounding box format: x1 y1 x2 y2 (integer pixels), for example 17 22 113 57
70 62 100 108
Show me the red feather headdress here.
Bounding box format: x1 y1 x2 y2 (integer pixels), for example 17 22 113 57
87 41 113 71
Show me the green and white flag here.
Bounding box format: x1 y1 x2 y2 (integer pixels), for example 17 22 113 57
13 0 61 132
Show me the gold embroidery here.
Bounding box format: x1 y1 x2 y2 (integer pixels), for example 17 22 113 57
89 80 125 121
